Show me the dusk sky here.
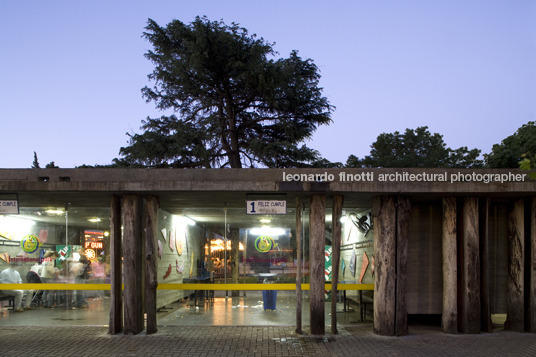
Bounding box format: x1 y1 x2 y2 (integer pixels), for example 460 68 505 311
1 0 535 168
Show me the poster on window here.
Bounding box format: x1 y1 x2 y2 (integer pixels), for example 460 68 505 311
325 245 332 281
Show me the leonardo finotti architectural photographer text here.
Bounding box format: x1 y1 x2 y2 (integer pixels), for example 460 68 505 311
282 171 528 184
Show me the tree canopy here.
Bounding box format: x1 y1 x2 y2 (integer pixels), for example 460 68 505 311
484 121 536 168
346 126 483 168
115 16 334 168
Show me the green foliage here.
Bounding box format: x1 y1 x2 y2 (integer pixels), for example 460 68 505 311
32 152 40 169
519 157 531 171
75 164 115 168
448 146 483 168
32 152 59 169
519 156 536 180
116 16 334 168
485 121 536 168
346 127 483 168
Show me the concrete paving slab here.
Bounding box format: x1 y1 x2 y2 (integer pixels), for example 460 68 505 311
1 325 535 356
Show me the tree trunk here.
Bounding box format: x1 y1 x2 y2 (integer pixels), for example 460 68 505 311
145 196 159 334
479 198 492 333
460 197 480 334
331 195 343 334
442 197 457 334
109 195 122 334
309 195 325 335
295 198 303 334
373 195 397 336
231 229 239 297
530 196 536 333
225 94 241 168
395 196 411 336
123 195 144 335
505 199 524 332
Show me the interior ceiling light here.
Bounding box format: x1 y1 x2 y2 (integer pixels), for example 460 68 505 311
0 215 36 227
259 218 271 223
46 209 64 215
173 215 196 226
249 226 286 236
88 218 101 223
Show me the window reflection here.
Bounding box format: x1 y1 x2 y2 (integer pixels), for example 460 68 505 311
0 205 110 325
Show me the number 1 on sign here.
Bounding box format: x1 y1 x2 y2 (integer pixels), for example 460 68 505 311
250 202 256 213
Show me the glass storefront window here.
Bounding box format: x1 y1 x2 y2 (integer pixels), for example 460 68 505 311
1 193 374 327
1 200 110 326
153 201 375 327
155 204 309 326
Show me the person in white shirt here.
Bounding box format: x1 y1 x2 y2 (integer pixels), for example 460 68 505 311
41 251 59 307
0 262 32 312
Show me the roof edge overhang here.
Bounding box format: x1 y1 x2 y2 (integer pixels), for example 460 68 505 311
0 168 534 195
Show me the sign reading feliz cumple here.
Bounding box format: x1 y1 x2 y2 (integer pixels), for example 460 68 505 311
0 199 19 214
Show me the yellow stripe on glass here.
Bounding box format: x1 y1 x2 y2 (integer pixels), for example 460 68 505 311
1 283 373 291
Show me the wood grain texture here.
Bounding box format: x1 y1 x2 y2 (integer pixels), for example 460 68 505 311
530 197 536 333
373 195 396 336
309 195 325 335
123 195 144 335
331 195 343 335
231 229 240 297
461 197 481 334
109 195 123 334
395 196 411 336
505 199 524 332
295 198 303 334
479 197 492 333
145 196 159 334
442 197 457 334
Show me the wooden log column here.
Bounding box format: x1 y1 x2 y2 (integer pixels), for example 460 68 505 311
442 197 457 334
528 196 536 333
295 198 303 334
460 197 481 334
231 229 240 297
331 195 343 335
123 194 144 335
309 194 326 335
145 196 159 334
505 199 524 332
395 196 411 336
479 198 492 333
373 195 397 336
109 195 122 334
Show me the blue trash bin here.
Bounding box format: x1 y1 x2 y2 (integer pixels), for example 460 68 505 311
262 290 277 310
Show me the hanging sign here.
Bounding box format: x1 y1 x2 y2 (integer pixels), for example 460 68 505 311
0 200 19 214
20 235 40 253
246 200 286 215
254 236 275 253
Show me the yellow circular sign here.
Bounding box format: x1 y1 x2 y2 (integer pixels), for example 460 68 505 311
20 235 39 253
254 236 274 253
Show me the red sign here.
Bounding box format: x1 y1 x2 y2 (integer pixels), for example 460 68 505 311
85 241 103 249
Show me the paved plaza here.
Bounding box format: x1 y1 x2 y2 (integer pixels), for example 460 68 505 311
1 324 535 356
1 294 535 356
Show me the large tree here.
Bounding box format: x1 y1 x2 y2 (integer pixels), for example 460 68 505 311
346 126 483 168
484 121 536 168
115 17 333 168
